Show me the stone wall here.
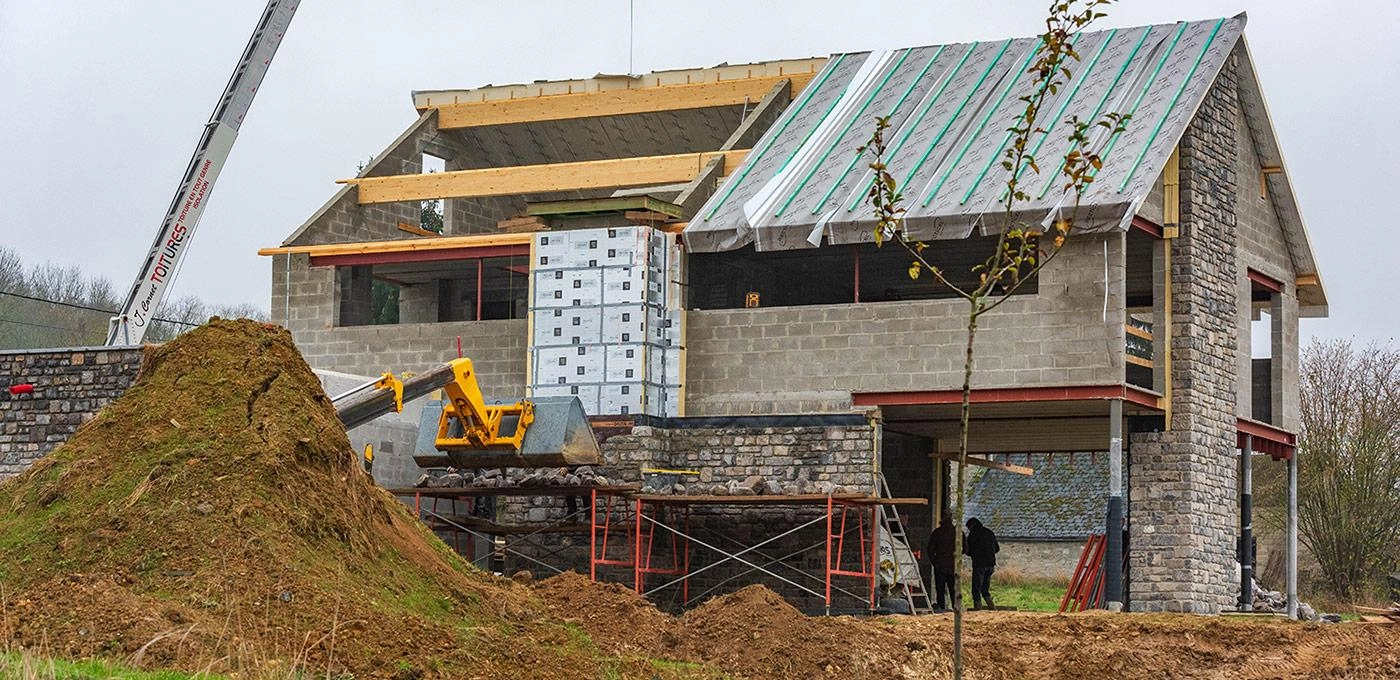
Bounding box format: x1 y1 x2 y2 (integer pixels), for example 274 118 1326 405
0 346 145 480
997 541 1082 581
1129 60 1241 614
683 234 1126 416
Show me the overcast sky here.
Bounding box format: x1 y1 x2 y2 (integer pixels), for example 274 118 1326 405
1 1 1395 343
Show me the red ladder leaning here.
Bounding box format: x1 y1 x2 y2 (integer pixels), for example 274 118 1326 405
1060 533 1106 612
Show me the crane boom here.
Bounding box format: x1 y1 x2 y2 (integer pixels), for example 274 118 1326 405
106 0 299 345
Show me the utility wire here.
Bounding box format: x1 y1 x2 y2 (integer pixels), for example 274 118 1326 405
0 290 199 327
0 316 86 333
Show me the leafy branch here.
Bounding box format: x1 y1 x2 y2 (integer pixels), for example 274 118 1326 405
857 2 1127 677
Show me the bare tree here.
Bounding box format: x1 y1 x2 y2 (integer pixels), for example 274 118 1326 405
1290 339 1400 602
861 1 1125 675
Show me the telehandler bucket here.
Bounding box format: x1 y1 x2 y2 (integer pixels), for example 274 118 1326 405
411 396 601 469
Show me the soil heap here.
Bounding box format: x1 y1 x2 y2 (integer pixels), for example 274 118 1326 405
0 319 631 678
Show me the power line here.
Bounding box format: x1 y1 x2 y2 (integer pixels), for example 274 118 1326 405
0 290 199 327
0 316 87 333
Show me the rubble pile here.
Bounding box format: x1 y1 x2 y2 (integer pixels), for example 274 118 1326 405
640 474 858 497
414 465 614 489
1250 577 1339 622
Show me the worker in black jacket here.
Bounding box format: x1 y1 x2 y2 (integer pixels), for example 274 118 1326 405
963 517 1000 610
926 511 957 611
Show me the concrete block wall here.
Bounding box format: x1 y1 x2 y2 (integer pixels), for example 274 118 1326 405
1129 60 1242 614
1233 100 1300 431
283 112 437 248
270 252 529 401
683 234 1126 415
0 347 145 480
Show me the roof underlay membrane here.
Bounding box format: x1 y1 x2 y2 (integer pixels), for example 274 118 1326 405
684 15 1246 253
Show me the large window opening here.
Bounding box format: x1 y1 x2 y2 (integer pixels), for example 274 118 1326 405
421 153 447 234
1124 230 1156 390
334 253 528 327
1248 269 1283 424
687 236 1038 310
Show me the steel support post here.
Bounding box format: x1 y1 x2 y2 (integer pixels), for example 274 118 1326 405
1104 398 1124 611
1240 434 1254 611
1287 450 1299 619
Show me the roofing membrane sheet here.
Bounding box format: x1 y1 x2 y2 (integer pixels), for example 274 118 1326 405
684 15 1246 253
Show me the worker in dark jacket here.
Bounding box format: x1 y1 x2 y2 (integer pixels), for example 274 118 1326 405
963 517 1000 609
926 511 957 611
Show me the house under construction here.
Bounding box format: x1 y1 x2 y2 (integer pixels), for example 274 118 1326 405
259 13 1325 614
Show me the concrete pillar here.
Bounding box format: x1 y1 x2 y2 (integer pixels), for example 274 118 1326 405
399 282 440 324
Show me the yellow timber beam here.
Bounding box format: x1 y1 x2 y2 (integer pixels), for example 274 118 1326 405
434 73 816 129
339 150 749 205
258 232 530 257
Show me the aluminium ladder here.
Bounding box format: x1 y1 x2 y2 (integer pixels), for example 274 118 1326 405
876 473 934 614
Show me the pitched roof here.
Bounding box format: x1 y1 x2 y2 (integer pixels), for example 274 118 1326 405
963 453 1118 541
684 16 1247 252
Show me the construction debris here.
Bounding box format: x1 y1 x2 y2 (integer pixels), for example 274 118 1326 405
414 465 613 489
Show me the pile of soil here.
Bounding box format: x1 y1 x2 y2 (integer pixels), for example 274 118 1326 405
676 585 933 679
0 320 641 678
534 570 678 656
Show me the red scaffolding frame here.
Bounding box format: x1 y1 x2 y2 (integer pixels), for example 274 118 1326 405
589 490 925 613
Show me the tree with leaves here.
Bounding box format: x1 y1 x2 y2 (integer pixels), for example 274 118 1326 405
860 1 1127 676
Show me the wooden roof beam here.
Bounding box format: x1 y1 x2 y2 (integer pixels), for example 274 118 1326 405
433 73 815 129
338 150 749 205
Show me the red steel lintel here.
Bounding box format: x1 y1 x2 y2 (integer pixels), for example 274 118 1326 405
1247 268 1285 293
308 243 530 267
854 384 1161 410
1130 215 1164 238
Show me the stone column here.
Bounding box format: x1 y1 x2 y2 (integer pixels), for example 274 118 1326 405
1128 58 1241 614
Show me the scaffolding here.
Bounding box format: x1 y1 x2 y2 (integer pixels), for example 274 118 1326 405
590 489 927 614
394 485 635 575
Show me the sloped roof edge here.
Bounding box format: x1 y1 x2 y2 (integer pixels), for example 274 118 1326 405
1233 36 1328 316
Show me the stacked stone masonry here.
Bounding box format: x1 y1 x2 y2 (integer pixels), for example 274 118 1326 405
1129 59 1242 614
0 347 145 480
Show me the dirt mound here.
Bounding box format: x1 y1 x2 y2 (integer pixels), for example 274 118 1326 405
535 571 678 656
675 585 933 679
0 320 633 678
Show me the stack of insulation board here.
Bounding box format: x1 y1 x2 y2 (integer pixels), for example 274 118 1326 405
528 225 682 416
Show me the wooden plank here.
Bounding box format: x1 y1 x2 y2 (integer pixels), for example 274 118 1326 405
1296 273 1320 287
636 493 928 506
928 452 1035 476
1124 324 1153 341
397 222 441 237
342 150 749 204
434 74 813 129
623 210 673 225
526 195 683 219
258 232 531 257
1126 354 1154 368
496 215 551 233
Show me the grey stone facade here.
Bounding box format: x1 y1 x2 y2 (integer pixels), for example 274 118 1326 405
0 346 145 480
1129 59 1242 614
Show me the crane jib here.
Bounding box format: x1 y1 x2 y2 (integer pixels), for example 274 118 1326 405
106 0 298 346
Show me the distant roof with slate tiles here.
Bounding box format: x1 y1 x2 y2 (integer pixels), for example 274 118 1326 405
963 453 1121 541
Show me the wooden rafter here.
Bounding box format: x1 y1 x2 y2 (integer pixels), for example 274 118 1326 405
433 74 815 129
339 150 749 204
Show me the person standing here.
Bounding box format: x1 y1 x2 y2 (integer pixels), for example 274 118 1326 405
964 517 1000 610
926 511 957 611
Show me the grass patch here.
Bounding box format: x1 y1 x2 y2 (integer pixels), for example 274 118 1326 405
949 573 1068 612
0 650 218 679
